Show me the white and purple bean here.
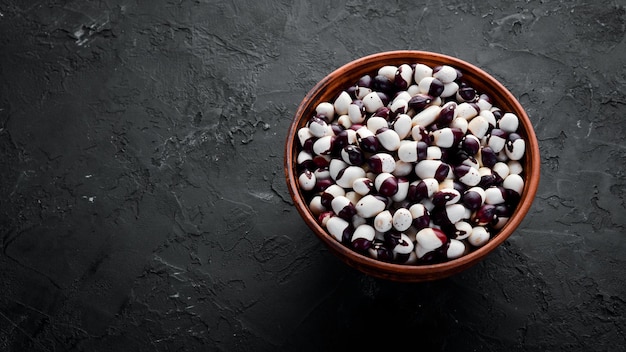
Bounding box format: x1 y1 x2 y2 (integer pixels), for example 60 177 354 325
295 60 528 265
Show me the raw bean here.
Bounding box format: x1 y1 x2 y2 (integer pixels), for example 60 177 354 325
297 127 314 150
355 194 388 218
407 93 434 112
451 220 473 240
450 117 469 134
432 203 467 226
389 98 409 116
411 124 431 143
479 146 497 168
320 185 346 211
345 191 362 206
348 100 367 123
368 152 396 173
367 116 388 133
334 91 352 115
309 195 325 216
409 203 431 230
505 133 526 161
374 210 393 232
472 204 497 226
415 228 447 259
468 226 490 247
391 114 412 139
372 75 394 94
418 76 444 97
412 105 441 127
297 150 314 171
356 126 380 153
462 186 486 210
415 160 452 182
337 115 352 129
314 175 331 191
341 145 365 165
392 208 413 231
487 128 508 153
335 166 367 189
334 129 358 151
426 146 443 160
351 224 376 251
454 164 481 186
392 160 413 177
375 173 399 197
413 63 433 83
447 239 466 259
499 112 519 132
329 159 348 180
385 231 414 255
492 162 510 180
308 116 331 138
363 91 388 113
456 102 479 120
435 101 457 126
503 174 525 196
298 170 316 191
432 65 458 83
480 109 497 129
352 177 375 195
326 216 352 243
395 64 413 90
508 160 523 175
315 102 335 121
376 127 401 151
398 140 428 162
432 127 464 148
378 65 397 81
432 188 462 207
368 240 394 262
440 82 459 98
407 178 439 202
312 135 335 155
391 177 410 203
477 94 493 111
456 86 477 102
467 114 490 139
331 195 357 220
484 186 507 205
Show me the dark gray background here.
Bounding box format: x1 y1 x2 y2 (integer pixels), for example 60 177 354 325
1 0 624 351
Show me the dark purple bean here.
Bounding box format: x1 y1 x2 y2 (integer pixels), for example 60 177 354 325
341 145 365 165
372 106 392 120
375 173 399 197
472 204 497 226
436 101 457 126
372 74 395 94
462 188 485 211
394 64 412 90
357 74 373 88
457 86 477 102
408 94 434 111
480 146 497 168
368 240 394 262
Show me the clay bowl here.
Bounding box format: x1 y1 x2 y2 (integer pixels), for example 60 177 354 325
284 50 540 282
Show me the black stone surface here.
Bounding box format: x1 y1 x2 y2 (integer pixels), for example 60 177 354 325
1 1 625 351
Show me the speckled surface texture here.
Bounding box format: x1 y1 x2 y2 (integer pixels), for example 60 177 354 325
0 0 624 351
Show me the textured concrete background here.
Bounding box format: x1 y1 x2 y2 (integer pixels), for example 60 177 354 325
0 0 624 351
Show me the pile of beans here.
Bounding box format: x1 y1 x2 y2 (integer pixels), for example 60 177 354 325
295 62 526 265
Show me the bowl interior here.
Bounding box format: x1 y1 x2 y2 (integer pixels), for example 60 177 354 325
285 51 540 282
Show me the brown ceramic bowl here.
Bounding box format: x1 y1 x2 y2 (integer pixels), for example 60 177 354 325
284 50 540 282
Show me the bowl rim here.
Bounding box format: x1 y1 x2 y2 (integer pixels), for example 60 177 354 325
284 50 540 281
